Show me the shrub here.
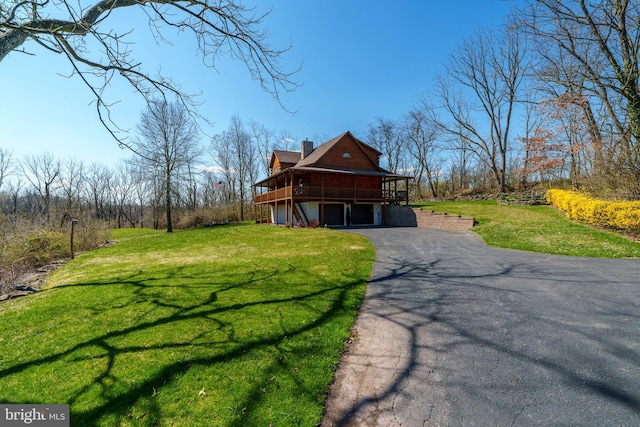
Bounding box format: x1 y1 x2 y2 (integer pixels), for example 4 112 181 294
546 189 640 234
176 213 206 229
23 229 69 266
74 219 111 252
0 216 111 295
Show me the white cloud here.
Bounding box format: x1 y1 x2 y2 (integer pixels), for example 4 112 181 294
198 165 226 174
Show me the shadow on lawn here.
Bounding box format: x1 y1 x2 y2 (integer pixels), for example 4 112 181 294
325 229 640 426
1 263 365 426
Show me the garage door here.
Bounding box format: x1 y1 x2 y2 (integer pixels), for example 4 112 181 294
324 204 344 226
352 204 374 225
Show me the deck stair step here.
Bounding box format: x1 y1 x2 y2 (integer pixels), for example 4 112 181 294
293 202 309 227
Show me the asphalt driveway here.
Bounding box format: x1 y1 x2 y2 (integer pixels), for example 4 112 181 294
322 227 640 426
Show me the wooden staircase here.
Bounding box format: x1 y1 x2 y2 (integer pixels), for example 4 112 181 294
293 202 309 227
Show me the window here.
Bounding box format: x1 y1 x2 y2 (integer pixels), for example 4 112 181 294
342 152 352 159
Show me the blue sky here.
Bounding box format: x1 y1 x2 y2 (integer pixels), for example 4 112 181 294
0 0 518 166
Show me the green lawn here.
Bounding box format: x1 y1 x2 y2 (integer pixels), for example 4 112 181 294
0 224 374 426
414 199 640 258
2 201 638 426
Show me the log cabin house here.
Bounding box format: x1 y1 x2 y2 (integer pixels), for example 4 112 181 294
253 131 412 226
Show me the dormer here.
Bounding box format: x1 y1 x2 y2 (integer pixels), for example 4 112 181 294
269 150 300 176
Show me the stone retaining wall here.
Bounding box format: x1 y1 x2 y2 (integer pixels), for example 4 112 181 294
414 209 475 231
386 205 475 231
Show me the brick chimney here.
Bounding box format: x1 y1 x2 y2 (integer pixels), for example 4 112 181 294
301 139 314 159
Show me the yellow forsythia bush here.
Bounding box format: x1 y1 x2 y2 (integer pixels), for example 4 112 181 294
546 189 640 233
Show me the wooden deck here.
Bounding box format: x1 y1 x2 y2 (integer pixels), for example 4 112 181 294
254 185 408 204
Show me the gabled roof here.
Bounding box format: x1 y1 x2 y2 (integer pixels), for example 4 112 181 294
269 150 301 170
261 131 412 182
296 131 382 170
256 131 411 187
294 134 341 168
273 150 301 165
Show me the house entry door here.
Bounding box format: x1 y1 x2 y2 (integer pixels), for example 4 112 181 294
323 204 344 226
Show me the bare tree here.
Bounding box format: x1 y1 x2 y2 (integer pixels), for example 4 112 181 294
84 162 112 221
275 129 296 151
0 148 13 192
368 117 404 173
212 115 256 221
111 161 137 229
404 100 441 198
517 91 546 187
1 0 299 144
127 162 151 227
452 123 474 193
181 162 200 213
524 0 640 142
526 29 611 180
250 120 274 178
58 157 85 226
21 152 60 223
211 130 236 222
521 0 640 192
132 99 201 232
2 179 22 219
436 23 528 193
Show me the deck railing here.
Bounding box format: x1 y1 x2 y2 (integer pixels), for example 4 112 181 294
254 185 407 204
254 187 291 203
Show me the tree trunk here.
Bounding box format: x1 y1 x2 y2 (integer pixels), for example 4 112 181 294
165 167 173 233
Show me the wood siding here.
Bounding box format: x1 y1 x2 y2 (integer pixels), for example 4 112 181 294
254 132 412 225
307 173 381 189
313 134 379 171
270 152 299 175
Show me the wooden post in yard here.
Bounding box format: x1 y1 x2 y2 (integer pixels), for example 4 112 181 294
70 219 78 259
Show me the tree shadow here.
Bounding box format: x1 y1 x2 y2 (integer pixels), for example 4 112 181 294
0 261 367 426
325 228 640 426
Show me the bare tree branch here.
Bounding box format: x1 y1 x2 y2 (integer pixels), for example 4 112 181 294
1 0 300 145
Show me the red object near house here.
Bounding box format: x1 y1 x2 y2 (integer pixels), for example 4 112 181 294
253 131 412 227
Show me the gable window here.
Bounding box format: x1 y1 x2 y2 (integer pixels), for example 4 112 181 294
342 152 352 159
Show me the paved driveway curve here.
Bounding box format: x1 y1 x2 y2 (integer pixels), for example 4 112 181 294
322 227 640 426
